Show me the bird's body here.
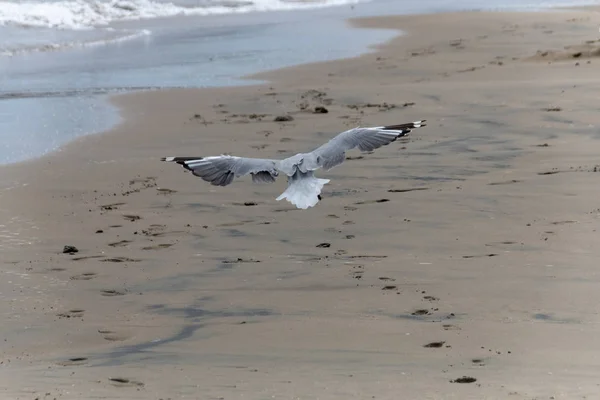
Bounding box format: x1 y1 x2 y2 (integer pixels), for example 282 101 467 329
161 120 425 209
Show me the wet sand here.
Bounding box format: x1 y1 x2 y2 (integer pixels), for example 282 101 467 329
2 8 600 399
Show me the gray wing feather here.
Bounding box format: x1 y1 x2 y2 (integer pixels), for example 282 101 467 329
310 120 425 170
163 155 279 186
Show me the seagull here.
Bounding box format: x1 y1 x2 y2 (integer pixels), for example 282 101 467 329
161 120 426 209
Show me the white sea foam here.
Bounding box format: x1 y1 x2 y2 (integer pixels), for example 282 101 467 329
0 28 151 56
0 0 362 30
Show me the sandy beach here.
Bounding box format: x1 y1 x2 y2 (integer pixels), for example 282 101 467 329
2 7 600 399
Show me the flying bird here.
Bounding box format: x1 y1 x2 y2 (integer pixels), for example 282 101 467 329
161 120 426 209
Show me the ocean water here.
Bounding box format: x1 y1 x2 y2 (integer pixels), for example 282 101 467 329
0 0 598 165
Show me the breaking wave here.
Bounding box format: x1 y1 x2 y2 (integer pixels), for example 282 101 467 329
0 0 361 30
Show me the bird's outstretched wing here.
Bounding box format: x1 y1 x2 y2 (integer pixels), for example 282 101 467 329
309 120 426 171
161 155 279 186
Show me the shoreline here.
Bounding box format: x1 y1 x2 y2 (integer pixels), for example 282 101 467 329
3 7 600 399
0 6 398 167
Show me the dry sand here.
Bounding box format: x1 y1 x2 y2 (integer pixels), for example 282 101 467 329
2 7 600 400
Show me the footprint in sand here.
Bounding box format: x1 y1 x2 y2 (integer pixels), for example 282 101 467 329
347 255 387 259
538 169 561 175
387 187 429 193
451 376 477 384
57 309 85 318
411 309 431 316
99 202 126 211
108 240 132 248
98 329 130 342
56 357 88 366
108 377 144 387
100 257 141 263
409 47 436 57
449 39 465 49
156 188 177 195
100 289 127 297
70 272 97 280
141 243 174 250
462 254 498 259
396 310 457 322
423 341 446 348
222 257 261 264
456 66 485 73
217 220 253 227
122 215 141 222
141 224 167 236
488 180 521 186
273 207 298 213
354 199 390 205
485 241 519 247
232 202 259 207
443 324 461 331
71 255 104 261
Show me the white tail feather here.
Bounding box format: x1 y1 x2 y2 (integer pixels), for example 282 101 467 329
276 175 330 209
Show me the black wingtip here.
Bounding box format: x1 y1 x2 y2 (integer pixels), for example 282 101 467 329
383 120 426 131
161 157 204 173
161 156 204 164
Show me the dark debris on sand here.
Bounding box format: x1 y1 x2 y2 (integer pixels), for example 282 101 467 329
63 245 79 254
451 376 477 384
423 341 446 348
